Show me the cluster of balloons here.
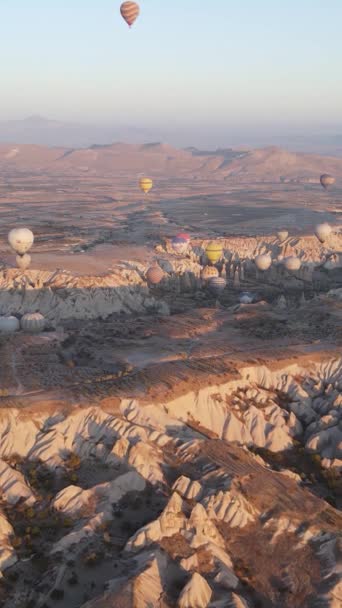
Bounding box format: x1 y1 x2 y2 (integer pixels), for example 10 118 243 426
0 312 45 334
8 228 34 270
202 242 227 294
254 222 333 275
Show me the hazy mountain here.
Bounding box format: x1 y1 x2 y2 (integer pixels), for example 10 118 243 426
0 141 341 183
0 116 162 148
0 116 341 156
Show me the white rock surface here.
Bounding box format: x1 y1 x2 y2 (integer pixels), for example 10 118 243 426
0 511 17 575
178 572 212 608
173 476 202 500
0 460 36 506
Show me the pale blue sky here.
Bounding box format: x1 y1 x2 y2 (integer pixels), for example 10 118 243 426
0 0 341 131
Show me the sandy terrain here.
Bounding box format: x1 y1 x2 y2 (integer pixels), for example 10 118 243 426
0 143 341 608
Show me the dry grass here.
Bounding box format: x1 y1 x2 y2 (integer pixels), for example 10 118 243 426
160 533 194 561
218 521 323 608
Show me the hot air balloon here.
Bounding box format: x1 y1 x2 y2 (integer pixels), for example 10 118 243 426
172 236 188 255
146 265 164 285
16 254 31 271
277 230 288 242
284 256 301 271
139 177 153 194
201 266 219 281
320 174 335 190
315 223 332 243
255 254 272 271
205 242 223 264
8 228 34 256
176 233 191 243
0 316 19 333
208 276 226 295
240 292 254 304
120 1 140 27
21 313 46 333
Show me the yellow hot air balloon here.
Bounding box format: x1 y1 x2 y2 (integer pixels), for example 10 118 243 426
120 2 140 27
205 242 223 264
139 177 153 194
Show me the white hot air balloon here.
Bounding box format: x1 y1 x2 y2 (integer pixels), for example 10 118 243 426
240 292 254 304
8 228 34 255
255 254 272 271
277 230 288 242
20 313 46 333
16 254 31 271
284 256 301 271
315 223 332 244
0 316 20 333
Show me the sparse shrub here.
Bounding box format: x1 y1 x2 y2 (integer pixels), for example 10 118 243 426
64 453 81 470
50 589 64 600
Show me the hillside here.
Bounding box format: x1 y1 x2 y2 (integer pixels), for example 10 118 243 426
0 141 341 183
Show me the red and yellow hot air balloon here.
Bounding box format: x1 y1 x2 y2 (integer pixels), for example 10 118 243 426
120 2 140 28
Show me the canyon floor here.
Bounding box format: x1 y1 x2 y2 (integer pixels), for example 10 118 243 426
0 147 341 607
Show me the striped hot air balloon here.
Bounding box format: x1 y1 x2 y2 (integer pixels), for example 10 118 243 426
205 242 223 264
20 313 46 333
146 265 164 285
120 2 140 27
208 276 226 295
139 177 153 194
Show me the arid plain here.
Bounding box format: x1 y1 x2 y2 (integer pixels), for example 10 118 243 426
0 142 341 608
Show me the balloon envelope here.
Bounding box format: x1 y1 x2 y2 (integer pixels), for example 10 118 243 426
201 266 219 281
205 242 223 264
176 233 190 242
208 276 226 295
16 254 31 270
255 254 272 271
8 228 34 255
146 266 164 285
315 223 332 243
284 256 301 271
277 230 288 242
172 236 188 254
139 177 153 194
21 313 46 333
120 1 140 27
0 316 19 333
240 292 254 304
320 174 335 190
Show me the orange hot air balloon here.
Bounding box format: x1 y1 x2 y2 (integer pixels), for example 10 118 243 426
120 2 140 27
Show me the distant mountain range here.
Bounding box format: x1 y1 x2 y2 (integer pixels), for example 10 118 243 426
0 116 342 156
0 116 163 149
0 141 341 183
